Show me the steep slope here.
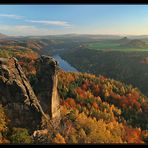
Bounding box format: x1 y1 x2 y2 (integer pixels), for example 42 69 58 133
60 47 148 97
0 60 148 143
56 71 148 144
0 48 148 143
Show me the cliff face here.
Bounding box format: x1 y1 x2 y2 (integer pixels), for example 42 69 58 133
34 55 61 121
0 56 60 130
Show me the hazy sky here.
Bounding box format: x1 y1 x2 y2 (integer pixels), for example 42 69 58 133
0 5 148 36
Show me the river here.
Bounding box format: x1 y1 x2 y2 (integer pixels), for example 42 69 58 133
53 54 78 72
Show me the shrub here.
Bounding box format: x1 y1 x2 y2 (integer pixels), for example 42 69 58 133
9 128 32 144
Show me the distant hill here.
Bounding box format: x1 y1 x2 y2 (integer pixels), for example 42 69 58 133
117 37 131 45
128 35 148 39
121 39 147 48
0 33 7 39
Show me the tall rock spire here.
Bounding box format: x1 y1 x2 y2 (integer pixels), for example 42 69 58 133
34 55 61 124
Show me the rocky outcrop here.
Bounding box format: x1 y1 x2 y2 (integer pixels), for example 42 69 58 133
0 55 60 130
0 57 48 129
34 55 61 125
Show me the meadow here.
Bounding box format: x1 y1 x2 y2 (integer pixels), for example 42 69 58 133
87 40 148 52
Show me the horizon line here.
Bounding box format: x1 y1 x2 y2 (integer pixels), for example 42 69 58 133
2 33 148 37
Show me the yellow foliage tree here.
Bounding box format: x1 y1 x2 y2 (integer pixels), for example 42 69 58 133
52 133 66 144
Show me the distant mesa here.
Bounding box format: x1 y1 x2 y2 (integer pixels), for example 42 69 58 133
117 37 131 45
120 38 147 48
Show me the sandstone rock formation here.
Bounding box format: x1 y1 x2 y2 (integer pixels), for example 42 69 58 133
0 55 61 130
34 55 61 124
0 57 47 129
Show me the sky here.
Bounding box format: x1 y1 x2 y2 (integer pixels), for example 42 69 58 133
0 5 148 36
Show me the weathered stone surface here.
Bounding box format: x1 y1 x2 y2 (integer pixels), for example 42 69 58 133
34 55 61 124
0 57 47 129
0 55 61 130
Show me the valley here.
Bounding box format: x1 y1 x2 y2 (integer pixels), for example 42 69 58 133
0 34 148 144
59 37 148 98
1 4 148 145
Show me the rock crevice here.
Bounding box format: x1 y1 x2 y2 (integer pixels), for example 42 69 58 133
0 55 60 130
13 57 48 120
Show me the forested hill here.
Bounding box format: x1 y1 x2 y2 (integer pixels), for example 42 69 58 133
0 43 148 144
60 47 148 98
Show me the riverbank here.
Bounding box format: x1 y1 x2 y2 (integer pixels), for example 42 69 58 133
53 54 78 72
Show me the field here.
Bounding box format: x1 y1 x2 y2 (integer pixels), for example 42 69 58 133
87 40 148 52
